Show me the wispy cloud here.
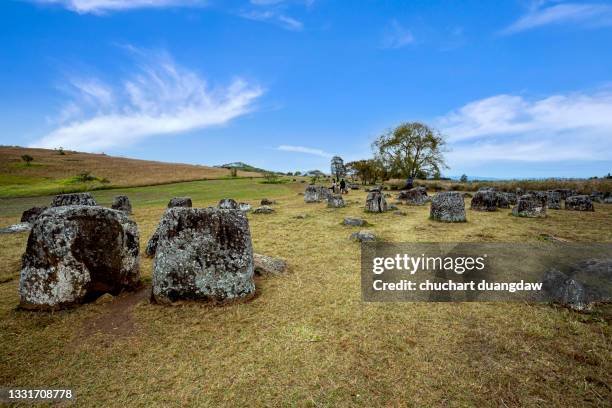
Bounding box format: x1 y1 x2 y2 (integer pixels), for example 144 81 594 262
501 1 612 35
277 145 333 158
381 19 414 49
30 0 207 14
438 90 612 164
240 10 303 31
32 49 263 151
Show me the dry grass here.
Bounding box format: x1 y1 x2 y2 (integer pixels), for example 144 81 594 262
384 178 612 194
0 181 611 407
0 146 261 197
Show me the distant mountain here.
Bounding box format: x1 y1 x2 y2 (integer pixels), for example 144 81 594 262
215 162 270 174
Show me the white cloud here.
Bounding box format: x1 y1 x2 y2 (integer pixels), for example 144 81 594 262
438 90 612 164
240 10 303 31
277 145 333 158
32 50 263 151
31 0 207 14
501 2 612 34
381 20 414 49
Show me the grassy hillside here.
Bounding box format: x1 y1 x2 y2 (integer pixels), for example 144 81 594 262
0 179 610 406
0 146 262 198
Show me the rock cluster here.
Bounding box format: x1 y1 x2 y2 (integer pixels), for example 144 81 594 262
565 195 594 211
365 189 388 213
51 192 97 207
553 189 577 200
430 192 466 222
151 207 255 304
111 195 132 214
397 187 429 205
19 206 140 310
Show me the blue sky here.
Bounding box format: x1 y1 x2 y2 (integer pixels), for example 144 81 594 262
1 0 612 178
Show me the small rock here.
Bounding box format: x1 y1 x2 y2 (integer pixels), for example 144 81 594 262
254 254 288 276
540 262 612 311
565 195 594 211
365 190 388 213
51 192 97 207
397 187 429 205
387 204 399 211
20 206 47 223
512 194 547 218
0 222 32 234
238 203 252 212
168 197 192 208
546 191 561 210
304 185 332 203
218 198 239 209
343 217 367 226
111 195 132 214
350 230 376 242
95 293 115 304
253 206 274 214
498 192 516 206
260 198 276 205
327 194 345 208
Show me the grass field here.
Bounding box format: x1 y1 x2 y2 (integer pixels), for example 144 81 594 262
1 179 611 407
0 146 261 198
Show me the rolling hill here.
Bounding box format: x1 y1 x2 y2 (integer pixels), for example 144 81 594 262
0 146 262 198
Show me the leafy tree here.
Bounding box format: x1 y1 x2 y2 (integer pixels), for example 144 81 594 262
21 154 34 166
330 156 345 179
460 174 468 183
263 172 279 183
373 122 447 179
346 159 385 185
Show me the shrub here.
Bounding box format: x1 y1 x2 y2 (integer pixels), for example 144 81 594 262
21 154 34 166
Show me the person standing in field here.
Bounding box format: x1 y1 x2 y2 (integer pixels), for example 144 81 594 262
340 179 346 194
331 179 337 194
